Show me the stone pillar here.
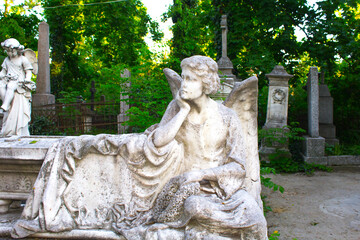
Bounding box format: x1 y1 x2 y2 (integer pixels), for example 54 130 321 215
217 15 236 82
212 15 235 103
259 66 293 158
308 67 320 137
302 67 326 164
32 22 55 106
117 69 131 134
319 78 339 146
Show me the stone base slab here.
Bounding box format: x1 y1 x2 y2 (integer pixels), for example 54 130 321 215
301 154 328 165
32 229 125 239
302 154 360 165
0 136 62 212
32 93 55 107
302 136 325 157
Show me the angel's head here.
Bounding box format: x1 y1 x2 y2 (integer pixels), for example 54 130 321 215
180 56 220 97
1 38 24 58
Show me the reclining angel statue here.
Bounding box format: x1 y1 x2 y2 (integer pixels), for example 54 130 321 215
12 55 267 239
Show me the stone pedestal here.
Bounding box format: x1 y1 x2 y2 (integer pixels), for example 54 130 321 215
32 93 55 107
213 15 236 103
307 67 319 138
260 66 293 159
217 15 236 80
302 67 326 163
0 136 62 213
319 84 339 146
302 135 326 164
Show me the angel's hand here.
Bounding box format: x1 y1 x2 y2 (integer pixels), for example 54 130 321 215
176 91 190 112
178 170 204 185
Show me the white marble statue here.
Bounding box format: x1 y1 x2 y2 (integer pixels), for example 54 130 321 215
0 38 37 137
12 56 267 239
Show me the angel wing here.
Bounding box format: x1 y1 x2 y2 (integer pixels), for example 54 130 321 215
223 76 262 208
163 68 182 99
23 49 38 75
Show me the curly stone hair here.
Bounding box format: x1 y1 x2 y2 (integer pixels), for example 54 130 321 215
1 38 24 54
180 55 220 95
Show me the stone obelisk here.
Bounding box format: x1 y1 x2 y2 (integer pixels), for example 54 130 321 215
32 22 55 106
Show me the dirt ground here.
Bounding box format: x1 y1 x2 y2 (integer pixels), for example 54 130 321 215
264 165 360 240
1 166 360 240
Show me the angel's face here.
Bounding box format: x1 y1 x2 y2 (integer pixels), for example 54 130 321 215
5 47 18 58
180 67 204 100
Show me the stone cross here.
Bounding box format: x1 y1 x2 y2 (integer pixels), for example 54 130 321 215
217 15 235 80
221 15 228 58
308 67 319 137
32 22 55 106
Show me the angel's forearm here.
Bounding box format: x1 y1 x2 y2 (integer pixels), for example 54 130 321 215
153 108 189 147
24 70 32 82
201 162 245 181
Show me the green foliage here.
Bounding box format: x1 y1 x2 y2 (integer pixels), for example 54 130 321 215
30 116 60 135
261 167 285 193
260 123 332 174
259 122 306 148
167 0 360 147
124 59 173 133
164 0 216 71
0 12 40 56
326 143 360 156
301 1 360 145
42 0 163 98
210 0 309 86
268 231 280 240
260 166 284 215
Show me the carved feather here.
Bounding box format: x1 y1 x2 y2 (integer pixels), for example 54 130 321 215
223 76 261 208
163 68 182 99
23 49 38 75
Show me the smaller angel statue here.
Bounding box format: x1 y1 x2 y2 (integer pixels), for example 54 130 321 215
0 38 37 137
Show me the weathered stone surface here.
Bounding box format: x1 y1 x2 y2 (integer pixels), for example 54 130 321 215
32 22 55 107
118 69 131 134
263 66 293 129
260 66 293 159
302 135 325 158
214 15 236 103
302 67 327 163
217 15 236 80
0 136 62 213
307 67 319 138
302 154 360 166
319 83 338 145
327 155 360 165
11 56 267 240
